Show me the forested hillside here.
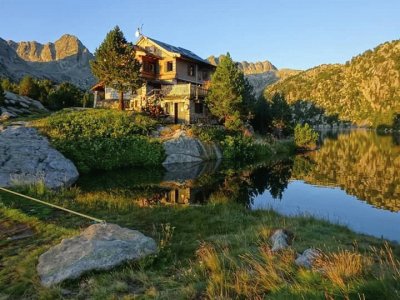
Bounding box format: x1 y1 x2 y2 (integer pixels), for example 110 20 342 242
266 40 400 127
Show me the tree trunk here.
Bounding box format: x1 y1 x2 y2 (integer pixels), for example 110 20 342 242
118 90 125 111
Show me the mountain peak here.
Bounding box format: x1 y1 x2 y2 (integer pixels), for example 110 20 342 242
6 34 89 62
1 34 95 89
207 54 278 74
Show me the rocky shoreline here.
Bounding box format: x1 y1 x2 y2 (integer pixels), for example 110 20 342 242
0 123 78 189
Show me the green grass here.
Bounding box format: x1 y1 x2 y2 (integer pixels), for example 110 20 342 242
0 185 399 299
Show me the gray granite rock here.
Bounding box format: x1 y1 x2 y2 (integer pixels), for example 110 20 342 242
162 131 221 165
270 229 289 251
37 223 157 287
0 125 78 189
295 248 321 269
0 91 48 121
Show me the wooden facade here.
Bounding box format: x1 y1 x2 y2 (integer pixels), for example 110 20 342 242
92 35 216 124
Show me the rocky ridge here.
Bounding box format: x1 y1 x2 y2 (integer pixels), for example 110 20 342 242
266 39 400 126
0 34 95 89
208 55 300 96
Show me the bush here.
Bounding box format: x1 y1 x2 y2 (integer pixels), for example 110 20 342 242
33 109 163 172
294 123 319 149
36 109 158 139
19 75 40 99
54 136 165 173
46 82 83 110
191 125 226 143
1 78 18 93
221 135 255 161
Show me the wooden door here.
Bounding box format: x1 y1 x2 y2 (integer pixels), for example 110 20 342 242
174 103 178 124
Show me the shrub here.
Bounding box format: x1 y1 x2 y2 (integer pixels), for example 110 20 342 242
46 82 83 110
191 125 226 143
33 109 163 172
35 109 158 139
294 123 319 149
221 135 255 161
54 136 165 173
18 75 40 99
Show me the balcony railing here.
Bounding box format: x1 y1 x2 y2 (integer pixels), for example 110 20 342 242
161 83 208 99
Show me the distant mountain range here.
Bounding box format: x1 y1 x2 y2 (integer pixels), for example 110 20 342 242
0 34 95 89
0 34 301 94
207 55 300 96
266 40 400 126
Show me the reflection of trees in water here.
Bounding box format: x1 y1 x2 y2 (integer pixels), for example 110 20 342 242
208 160 294 207
76 158 295 209
293 130 400 212
248 160 293 199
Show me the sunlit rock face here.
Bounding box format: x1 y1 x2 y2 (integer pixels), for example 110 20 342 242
0 34 95 89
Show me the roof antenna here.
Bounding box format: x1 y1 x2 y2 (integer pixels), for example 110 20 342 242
135 24 143 38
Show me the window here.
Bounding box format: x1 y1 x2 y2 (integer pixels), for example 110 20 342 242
166 61 173 72
188 64 196 77
194 102 203 114
202 71 209 80
143 62 156 73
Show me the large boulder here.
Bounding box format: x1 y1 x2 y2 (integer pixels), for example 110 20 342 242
37 223 157 287
162 131 221 165
0 124 78 189
0 91 48 121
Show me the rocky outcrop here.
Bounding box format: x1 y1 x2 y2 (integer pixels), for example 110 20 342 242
0 35 95 89
162 131 222 165
0 124 78 189
37 223 157 287
0 91 48 121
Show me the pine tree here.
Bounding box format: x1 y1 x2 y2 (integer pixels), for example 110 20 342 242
268 92 292 137
206 53 254 130
90 26 142 110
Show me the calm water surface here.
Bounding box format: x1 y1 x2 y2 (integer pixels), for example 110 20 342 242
79 130 400 242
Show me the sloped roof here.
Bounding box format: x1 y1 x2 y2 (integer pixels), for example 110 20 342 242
144 37 214 66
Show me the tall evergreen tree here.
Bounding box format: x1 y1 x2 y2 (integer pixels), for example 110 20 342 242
251 95 271 134
268 92 292 137
206 53 254 130
90 26 142 110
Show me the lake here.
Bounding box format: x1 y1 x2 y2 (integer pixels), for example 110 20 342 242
78 130 400 242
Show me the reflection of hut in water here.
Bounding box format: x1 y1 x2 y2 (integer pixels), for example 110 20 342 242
164 187 213 204
161 161 221 205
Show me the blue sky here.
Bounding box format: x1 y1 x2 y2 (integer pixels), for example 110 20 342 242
1 0 399 70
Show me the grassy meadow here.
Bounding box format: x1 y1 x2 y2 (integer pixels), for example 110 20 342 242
1 182 399 299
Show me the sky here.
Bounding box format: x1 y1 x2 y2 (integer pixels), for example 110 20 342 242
0 0 399 70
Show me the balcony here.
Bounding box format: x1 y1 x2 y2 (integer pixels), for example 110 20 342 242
161 83 208 99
